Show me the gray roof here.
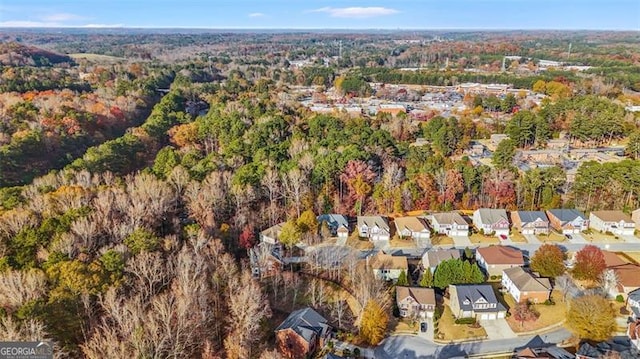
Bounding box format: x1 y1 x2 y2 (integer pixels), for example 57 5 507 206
422 249 461 268
516 211 548 223
475 208 509 225
317 214 349 230
357 216 390 231
452 284 506 313
275 307 330 343
547 209 586 222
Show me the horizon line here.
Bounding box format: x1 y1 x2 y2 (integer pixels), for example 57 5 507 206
1 26 638 32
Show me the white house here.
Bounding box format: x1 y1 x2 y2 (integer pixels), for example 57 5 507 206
430 212 469 237
357 216 390 241
394 216 431 241
368 251 408 282
472 209 510 237
589 210 635 236
449 284 507 320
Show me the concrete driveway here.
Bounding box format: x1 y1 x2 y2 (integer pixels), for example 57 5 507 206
523 234 541 244
568 233 587 244
418 317 434 341
480 318 517 340
451 235 472 246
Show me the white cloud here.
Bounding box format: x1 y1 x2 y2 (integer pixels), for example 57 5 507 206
311 6 399 18
248 12 265 18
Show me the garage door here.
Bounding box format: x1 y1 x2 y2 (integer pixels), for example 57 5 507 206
498 312 505 318
487 313 497 320
480 314 488 320
522 229 534 235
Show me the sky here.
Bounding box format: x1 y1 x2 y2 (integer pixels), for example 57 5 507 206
0 0 638 30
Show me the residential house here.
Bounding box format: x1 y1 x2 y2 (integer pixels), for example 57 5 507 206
396 286 436 318
514 346 574 359
511 211 550 235
430 212 469 237
576 342 632 359
357 216 391 241
394 216 431 241
605 263 640 299
448 284 507 320
476 245 525 277
546 209 589 234
421 248 461 273
249 242 283 278
317 214 350 239
502 267 552 303
632 208 640 229
368 251 408 282
275 307 331 359
260 222 285 244
472 208 510 237
627 288 640 320
589 210 635 236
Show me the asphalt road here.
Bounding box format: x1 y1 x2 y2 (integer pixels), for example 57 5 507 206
374 328 572 359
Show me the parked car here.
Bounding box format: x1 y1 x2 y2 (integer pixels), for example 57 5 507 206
420 322 427 332
565 234 572 240
499 234 507 241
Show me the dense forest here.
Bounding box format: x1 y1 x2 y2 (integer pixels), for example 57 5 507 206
0 30 639 358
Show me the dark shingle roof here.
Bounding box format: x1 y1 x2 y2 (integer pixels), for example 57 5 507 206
517 211 548 223
452 284 506 313
275 307 329 343
547 209 586 222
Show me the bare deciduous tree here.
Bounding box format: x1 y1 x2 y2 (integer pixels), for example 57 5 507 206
0 269 47 312
224 270 271 359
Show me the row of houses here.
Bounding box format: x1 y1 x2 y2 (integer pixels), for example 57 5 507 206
261 209 638 247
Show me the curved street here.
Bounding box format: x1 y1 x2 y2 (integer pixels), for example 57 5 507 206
372 328 572 359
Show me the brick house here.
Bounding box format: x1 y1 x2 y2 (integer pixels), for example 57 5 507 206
275 307 331 359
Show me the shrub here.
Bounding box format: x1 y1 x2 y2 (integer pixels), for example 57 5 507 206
454 317 476 325
490 275 497 280
353 348 360 357
327 341 334 349
616 294 624 303
544 299 555 306
342 348 351 357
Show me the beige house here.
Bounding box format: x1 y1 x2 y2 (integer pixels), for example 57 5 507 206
589 210 635 235
396 287 436 318
502 267 552 303
394 216 431 241
367 251 408 282
476 245 524 277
